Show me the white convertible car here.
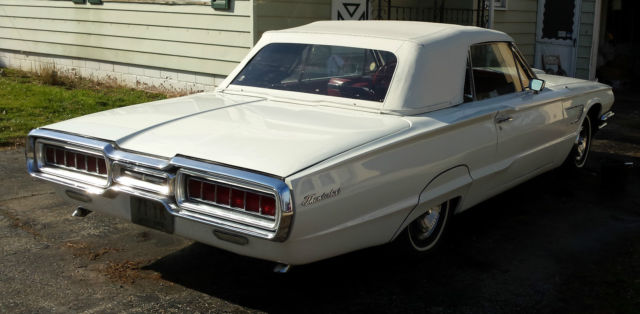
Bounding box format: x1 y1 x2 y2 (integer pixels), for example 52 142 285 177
26 21 614 268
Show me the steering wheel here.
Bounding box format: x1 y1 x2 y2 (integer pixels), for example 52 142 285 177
372 61 397 88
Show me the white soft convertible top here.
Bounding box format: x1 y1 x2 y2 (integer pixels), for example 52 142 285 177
220 21 513 115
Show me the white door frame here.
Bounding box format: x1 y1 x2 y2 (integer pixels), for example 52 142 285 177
589 0 604 81
534 0 582 76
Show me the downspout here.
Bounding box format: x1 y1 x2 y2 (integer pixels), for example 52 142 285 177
487 0 495 29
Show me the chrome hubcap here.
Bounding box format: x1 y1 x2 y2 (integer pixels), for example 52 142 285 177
415 205 441 240
574 117 591 165
576 126 587 161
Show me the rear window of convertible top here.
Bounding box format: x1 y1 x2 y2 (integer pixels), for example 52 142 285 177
231 43 397 103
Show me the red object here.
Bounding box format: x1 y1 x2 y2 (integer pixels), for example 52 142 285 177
202 182 216 202
87 156 97 173
217 185 230 205
55 149 65 165
65 151 76 168
231 189 245 208
261 196 276 216
45 147 55 163
97 158 107 175
76 154 86 170
245 192 260 212
188 179 202 199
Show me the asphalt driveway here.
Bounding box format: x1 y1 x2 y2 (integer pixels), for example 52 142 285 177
1 92 638 313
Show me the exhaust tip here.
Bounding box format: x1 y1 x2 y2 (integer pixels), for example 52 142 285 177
72 207 92 217
273 263 291 273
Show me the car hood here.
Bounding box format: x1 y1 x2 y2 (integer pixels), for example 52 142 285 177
43 93 410 177
537 73 587 87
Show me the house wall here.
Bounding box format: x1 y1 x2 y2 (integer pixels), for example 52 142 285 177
0 0 253 92
253 0 331 42
576 0 596 79
492 0 537 65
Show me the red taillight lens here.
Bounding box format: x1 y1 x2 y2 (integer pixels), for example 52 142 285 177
185 176 277 218
188 179 202 199
86 156 97 173
65 151 76 168
55 149 65 165
216 186 230 205
202 182 216 202
45 147 55 163
231 189 245 208
261 196 276 216
76 154 86 170
43 145 107 176
245 192 260 212
97 158 107 174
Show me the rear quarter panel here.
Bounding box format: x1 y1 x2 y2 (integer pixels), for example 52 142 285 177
282 106 497 260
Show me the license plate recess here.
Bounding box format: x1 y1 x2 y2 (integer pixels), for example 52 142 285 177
130 197 174 233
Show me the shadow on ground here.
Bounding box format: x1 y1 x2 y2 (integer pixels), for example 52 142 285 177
144 148 640 313
145 91 640 313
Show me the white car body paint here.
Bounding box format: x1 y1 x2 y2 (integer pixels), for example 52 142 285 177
26 21 614 265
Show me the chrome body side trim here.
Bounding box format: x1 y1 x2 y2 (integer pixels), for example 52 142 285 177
26 129 294 242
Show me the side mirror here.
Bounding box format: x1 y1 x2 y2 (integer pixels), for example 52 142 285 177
530 79 545 93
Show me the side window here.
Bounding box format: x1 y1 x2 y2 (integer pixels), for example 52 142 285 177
470 42 524 100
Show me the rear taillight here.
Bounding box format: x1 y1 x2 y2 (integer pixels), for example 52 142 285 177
261 197 276 216
186 177 277 217
44 145 107 176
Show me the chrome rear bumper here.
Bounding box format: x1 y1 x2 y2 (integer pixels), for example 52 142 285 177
599 111 614 129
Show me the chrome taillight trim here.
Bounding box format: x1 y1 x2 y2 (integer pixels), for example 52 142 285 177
176 170 277 230
35 139 111 188
172 156 293 241
26 129 294 242
185 176 276 218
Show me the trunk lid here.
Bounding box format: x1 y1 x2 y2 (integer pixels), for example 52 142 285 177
44 93 410 177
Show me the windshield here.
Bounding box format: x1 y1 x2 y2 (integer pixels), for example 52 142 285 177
231 43 397 102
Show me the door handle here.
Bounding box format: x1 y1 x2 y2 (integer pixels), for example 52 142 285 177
496 116 513 124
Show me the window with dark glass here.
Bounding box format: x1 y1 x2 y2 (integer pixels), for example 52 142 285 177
231 43 398 102
470 42 524 100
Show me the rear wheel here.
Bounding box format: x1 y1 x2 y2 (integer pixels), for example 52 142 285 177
406 200 451 252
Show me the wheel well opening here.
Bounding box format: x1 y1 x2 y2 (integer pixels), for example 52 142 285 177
449 196 462 214
588 103 602 133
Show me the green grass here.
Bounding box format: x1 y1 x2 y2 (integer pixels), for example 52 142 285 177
0 68 167 147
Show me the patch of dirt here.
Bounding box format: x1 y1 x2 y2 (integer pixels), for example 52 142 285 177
0 206 42 238
63 241 120 261
101 260 165 285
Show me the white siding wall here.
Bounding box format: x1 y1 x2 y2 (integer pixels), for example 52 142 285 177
576 0 596 79
493 0 538 65
0 0 253 91
253 0 330 42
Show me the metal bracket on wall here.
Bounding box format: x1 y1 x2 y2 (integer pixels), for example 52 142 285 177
71 0 86 4
88 0 103 4
211 0 230 10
